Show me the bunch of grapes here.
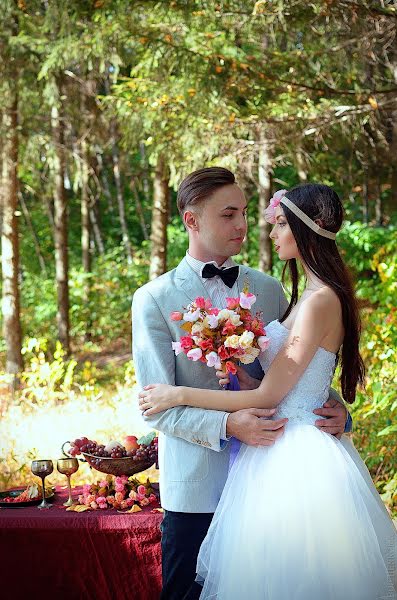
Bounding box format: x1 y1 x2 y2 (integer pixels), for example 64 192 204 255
68 436 158 466
69 437 109 457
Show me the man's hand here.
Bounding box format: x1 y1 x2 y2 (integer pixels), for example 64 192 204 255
216 365 261 390
313 399 347 438
226 408 288 446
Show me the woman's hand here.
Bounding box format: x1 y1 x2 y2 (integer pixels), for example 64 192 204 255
138 384 182 415
216 365 261 391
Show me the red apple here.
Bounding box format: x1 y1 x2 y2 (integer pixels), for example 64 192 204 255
124 435 139 452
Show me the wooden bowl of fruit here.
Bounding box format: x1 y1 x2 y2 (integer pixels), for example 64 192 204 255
62 433 158 477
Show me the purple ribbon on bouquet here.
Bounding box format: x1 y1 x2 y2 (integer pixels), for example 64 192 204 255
226 372 241 469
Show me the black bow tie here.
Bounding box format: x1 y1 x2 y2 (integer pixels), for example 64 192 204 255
201 264 239 288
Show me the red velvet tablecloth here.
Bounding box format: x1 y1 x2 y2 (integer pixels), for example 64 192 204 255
0 486 163 600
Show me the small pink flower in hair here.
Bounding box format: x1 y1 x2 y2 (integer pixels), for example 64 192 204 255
264 189 288 224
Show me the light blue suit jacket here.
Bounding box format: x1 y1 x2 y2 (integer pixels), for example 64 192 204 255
132 258 289 512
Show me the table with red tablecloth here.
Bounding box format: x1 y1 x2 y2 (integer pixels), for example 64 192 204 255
0 486 163 600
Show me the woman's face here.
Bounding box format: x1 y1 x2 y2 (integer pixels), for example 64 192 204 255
269 205 299 261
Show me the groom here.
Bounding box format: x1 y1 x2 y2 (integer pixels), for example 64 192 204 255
132 167 350 600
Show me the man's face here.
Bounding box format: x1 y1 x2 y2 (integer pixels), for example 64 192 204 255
186 184 248 263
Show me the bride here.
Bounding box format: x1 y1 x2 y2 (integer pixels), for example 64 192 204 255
139 183 397 599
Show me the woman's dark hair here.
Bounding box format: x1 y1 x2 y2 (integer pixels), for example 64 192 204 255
280 183 365 404
177 167 235 217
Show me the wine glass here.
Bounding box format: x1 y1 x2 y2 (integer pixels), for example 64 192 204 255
31 460 54 509
57 458 79 506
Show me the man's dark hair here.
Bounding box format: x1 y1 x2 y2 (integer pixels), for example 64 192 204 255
177 167 235 217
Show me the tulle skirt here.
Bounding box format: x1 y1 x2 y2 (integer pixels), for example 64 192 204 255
196 423 397 600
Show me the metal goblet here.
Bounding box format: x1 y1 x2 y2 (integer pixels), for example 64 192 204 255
57 458 79 506
31 460 54 509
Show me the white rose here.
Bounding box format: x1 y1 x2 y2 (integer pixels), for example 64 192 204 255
224 335 240 349
192 322 204 335
239 346 260 364
229 313 243 326
217 309 231 322
239 330 255 349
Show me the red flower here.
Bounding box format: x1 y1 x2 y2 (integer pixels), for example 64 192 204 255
198 338 214 351
218 345 229 361
222 320 236 336
208 307 220 316
180 336 194 350
250 318 265 336
225 361 237 375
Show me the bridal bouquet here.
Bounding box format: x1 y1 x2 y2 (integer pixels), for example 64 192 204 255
170 289 269 375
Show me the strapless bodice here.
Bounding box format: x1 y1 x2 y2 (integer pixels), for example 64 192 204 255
259 320 336 424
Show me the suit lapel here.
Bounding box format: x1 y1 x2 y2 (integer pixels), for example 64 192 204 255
175 257 209 303
237 265 256 297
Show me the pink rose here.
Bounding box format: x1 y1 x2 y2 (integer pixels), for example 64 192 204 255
258 335 270 351
187 348 203 361
206 351 222 370
99 502 107 509
239 292 256 310
170 311 183 321
172 341 183 356
264 189 287 224
140 497 150 507
126 498 135 507
137 485 147 495
99 480 108 488
149 494 157 503
106 495 116 505
226 297 240 310
115 483 125 493
115 491 125 503
136 493 146 502
82 484 91 494
195 297 206 309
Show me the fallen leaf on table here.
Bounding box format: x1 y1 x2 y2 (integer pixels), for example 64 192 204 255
66 504 92 512
121 505 142 513
151 508 164 513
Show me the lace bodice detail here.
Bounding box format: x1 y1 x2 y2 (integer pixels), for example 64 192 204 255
259 320 336 424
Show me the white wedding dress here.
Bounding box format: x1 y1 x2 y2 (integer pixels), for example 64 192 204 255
196 320 397 599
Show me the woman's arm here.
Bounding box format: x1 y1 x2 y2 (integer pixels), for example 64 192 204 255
139 294 337 415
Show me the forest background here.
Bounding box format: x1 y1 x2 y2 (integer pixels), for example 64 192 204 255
0 0 396 515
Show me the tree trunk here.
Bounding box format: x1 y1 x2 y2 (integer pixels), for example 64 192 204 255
139 142 150 200
90 203 105 254
296 146 308 182
96 149 114 213
19 192 47 275
51 81 70 353
1 89 23 374
257 129 273 274
375 176 382 226
130 179 149 241
81 137 91 273
110 120 133 263
149 156 169 280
